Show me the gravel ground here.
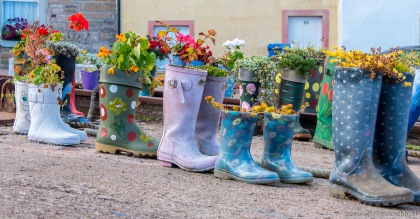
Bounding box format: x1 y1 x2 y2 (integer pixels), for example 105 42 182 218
0 122 420 219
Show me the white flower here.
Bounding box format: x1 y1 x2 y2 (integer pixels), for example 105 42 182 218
223 38 245 52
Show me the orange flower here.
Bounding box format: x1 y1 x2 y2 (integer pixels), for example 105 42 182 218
107 67 115 75
130 66 139 72
98 46 111 58
68 13 89 31
115 33 127 42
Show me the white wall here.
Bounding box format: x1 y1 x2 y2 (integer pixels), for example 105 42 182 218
338 0 420 52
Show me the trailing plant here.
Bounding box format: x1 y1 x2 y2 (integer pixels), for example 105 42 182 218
196 65 228 77
275 46 319 78
232 55 277 105
47 41 81 58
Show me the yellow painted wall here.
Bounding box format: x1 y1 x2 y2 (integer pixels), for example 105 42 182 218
121 0 338 57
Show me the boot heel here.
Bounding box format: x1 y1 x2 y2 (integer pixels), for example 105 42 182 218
96 142 119 154
329 185 347 199
160 161 176 168
214 170 231 180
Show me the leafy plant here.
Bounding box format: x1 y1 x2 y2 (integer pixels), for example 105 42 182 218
233 55 277 105
28 60 63 86
275 47 319 78
196 65 228 77
220 38 245 70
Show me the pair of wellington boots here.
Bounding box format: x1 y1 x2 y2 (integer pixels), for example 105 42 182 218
329 68 420 206
157 65 227 172
27 83 87 145
214 111 313 184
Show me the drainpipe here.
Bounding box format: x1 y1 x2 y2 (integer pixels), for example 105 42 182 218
116 0 121 34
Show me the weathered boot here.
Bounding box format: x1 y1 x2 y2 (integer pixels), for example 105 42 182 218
275 69 311 141
313 57 335 149
157 66 217 172
214 111 280 184
195 76 227 156
28 84 80 145
261 113 313 183
373 73 420 204
13 80 31 134
407 66 420 135
329 68 413 206
95 65 159 156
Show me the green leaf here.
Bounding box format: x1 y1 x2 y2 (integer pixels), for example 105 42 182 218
119 44 132 54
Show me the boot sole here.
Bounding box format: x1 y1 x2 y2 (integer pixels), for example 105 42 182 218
157 158 214 173
280 177 313 184
329 184 413 206
95 142 156 158
293 134 312 141
214 169 280 184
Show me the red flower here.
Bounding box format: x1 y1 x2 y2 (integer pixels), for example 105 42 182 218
322 83 329 96
68 13 89 31
37 26 48 36
328 89 333 102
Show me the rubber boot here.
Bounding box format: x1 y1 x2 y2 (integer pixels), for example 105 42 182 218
313 57 335 149
238 67 260 112
407 67 420 135
195 76 227 156
69 74 85 116
302 60 324 114
13 80 31 134
157 66 217 172
54 55 88 123
329 68 413 206
260 113 313 183
373 73 420 204
95 65 159 156
28 84 80 145
275 69 311 141
214 111 280 184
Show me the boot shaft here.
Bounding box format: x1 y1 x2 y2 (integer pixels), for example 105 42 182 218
275 69 306 111
263 113 295 154
14 80 30 114
238 67 260 112
28 84 60 123
220 111 257 153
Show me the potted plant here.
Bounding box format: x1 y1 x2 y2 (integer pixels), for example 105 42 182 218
20 21 86 145
327 47 415 206
1 17 27 41
95 31 160 157
76 50 100 90
219 38 245 98
275 46 319 141
303 45 326 114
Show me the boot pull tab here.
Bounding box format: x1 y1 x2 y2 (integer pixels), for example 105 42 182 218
167 78 193 104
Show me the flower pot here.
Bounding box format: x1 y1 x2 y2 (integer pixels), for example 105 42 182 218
75 64 96 84
303 60 324 114
81 69 99 91
238 67 260 112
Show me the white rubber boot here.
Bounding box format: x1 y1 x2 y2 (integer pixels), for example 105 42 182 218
13 81 31 134
57 108 87 141
28 83 80 145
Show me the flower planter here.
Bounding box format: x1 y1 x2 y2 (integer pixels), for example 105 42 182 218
303 59 324 114
238 67 260 112
75 63 96 84
81 69 99 91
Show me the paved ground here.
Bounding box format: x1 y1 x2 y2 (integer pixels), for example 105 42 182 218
0 122 420 218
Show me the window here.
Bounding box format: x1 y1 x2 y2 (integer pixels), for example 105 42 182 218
148 20 194 72
0 0 46 47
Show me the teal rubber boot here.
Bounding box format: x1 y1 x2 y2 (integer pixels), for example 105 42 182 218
373 73 420 204
214 111 280 184
329 68 413 206
261 113 313 184
95 65 159 157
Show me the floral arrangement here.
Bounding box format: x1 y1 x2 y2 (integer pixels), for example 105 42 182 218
68 13 89 31
275 46 319 78
1 17 27 40
220 38 245 69
326 46 414 86
147 35 171 61
153 21 216 67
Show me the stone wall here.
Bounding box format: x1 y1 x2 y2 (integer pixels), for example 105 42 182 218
0 0 117 72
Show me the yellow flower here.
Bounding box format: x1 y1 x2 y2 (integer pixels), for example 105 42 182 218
232 105 239 111
108 67 115 75
404 82 412 87
115 33 127 42
82 50 87 54
131 66 140 72
29 72 35 78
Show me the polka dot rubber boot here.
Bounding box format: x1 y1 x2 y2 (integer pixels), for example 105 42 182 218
302 59 324 114
329 68 413 206
313 57 335 150
238 67 260 112
13 80 31 134
373 73 420 205
407 67 420 135
214 111 280 184
275 69 311 141
260 113 313 184
95 66 159 157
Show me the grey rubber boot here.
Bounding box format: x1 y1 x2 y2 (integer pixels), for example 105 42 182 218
195 76 227 156
157 66 217 172
329 68 413 206
373 73 420 204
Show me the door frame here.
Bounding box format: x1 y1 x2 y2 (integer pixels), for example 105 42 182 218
282 10 329 48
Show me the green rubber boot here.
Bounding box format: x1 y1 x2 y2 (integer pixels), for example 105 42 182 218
313 57 335 149
95 65 159 157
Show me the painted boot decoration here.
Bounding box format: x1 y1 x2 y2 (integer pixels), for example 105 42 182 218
13 80 31 134
195 76 227 156
373 73 420 204
329 68 413 206
238 67 260 111
28 84 80 145
407 66 420 135
214 110 280 184
275 69 311 141
313 57 335 149
260 113 313 184
158 66 217 171
95 65 159 157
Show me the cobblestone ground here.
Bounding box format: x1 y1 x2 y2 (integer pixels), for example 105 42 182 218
0 122 420 218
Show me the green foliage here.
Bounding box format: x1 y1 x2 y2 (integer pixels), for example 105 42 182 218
196 65 228 77
275 47 319 78
27 60 63 86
